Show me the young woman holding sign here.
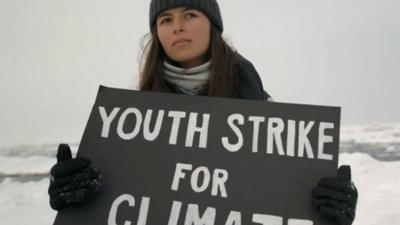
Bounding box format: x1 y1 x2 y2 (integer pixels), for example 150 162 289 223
48 1 358 224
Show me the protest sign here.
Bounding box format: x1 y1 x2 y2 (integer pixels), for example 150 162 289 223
53 85 340 225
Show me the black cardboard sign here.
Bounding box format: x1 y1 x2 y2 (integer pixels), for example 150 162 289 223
54 85 340 225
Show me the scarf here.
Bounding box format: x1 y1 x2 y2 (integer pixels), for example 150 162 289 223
163 60 211 95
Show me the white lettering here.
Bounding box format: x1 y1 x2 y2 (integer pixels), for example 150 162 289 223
252 214 283 225
168 201 182 225
267 118 285 155
222 114 244 152
186 113 210 148
107 194 149 225
191 166 211 193
211 169 228 198
318 122 334 160
143 109 165 141
99 107 120 138
286 120 296 157
288 219 314 225
225 211 241 225
249 116 265 153
108 194 135 225
168 111 186 145
117 108 143 140
184 204 216 225
298 121 315 158
171 163 193 191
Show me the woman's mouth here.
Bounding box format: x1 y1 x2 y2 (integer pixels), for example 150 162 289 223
173 39 191 46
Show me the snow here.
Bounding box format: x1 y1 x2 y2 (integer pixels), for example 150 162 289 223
339 153 400 225
0 178 57 225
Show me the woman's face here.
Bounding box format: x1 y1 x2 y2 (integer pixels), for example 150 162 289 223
156 7 211 68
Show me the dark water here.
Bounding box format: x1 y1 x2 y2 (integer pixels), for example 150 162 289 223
0 173 49 183
340 141 400 161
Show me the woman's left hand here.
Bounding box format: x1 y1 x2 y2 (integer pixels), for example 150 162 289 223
311 165 358 225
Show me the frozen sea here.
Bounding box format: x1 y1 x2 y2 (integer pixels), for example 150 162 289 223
1 123 400 225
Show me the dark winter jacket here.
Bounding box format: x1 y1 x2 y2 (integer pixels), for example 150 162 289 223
236 54 272 102
149 54 272 101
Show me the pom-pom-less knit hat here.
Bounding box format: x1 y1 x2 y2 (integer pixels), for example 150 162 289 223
149 0 224 33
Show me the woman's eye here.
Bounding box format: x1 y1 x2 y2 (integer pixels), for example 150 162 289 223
160 18 170 24
185 13 197 19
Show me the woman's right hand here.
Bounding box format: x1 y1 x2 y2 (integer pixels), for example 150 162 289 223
48 144 102 210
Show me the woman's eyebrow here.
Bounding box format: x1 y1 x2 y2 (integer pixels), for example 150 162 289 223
158 7 195 18
158 12 171 19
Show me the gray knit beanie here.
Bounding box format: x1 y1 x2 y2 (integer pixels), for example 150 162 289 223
149 0 223 33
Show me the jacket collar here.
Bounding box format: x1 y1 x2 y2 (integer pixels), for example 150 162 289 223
149 53 271 101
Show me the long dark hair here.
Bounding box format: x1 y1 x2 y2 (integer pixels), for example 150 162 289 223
139 25 239 97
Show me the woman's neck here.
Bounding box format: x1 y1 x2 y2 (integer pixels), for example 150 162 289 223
167 54 210 69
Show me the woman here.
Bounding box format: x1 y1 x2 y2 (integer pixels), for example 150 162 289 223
139 1 272 101
48 1 358 225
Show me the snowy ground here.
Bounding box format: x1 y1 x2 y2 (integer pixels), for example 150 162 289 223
1 123 400 225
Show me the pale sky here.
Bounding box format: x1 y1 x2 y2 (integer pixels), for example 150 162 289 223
1 0 399 147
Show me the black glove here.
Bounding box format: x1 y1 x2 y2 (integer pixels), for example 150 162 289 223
311 165 358 225
48 144 101 210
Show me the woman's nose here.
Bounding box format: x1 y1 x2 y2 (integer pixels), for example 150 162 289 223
172 20 185 34
173 27 184 34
